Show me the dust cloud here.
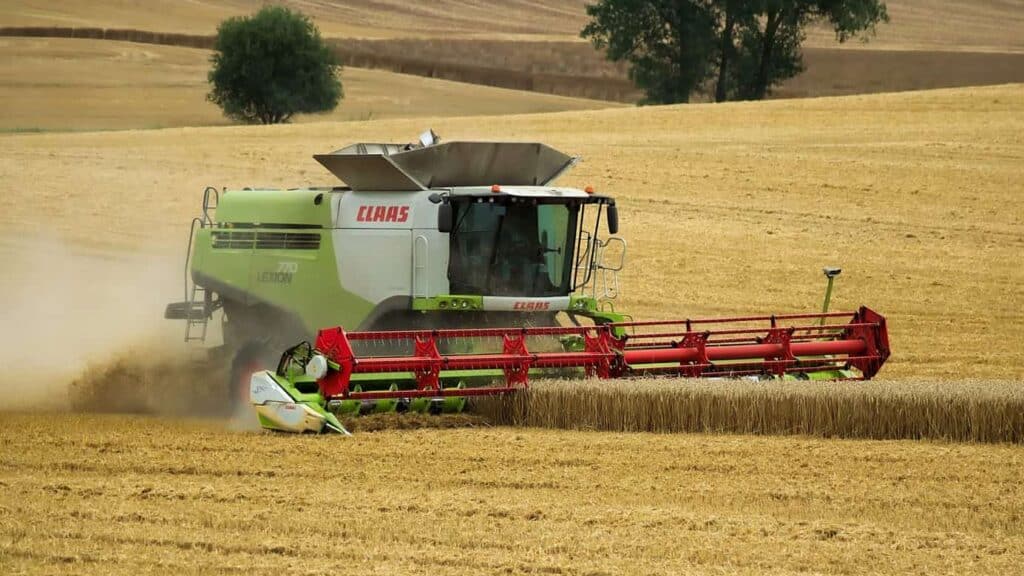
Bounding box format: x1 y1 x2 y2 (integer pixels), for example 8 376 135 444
0 234 222 414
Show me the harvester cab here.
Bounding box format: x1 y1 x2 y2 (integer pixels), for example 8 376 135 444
310 137 625 319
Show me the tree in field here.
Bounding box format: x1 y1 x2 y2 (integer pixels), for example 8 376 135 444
582 0 889 104
581 1 719 104
208 6 342 124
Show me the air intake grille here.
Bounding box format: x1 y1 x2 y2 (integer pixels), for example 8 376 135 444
212 231 320 250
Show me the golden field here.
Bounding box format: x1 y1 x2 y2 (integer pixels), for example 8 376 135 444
2 84 1021 380
1 3 1023 572
1 412 1021 575
5 0 1024 109
0 37 619 131
6 3 1024 106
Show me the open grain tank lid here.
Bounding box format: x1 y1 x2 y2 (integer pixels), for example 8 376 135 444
314 139 577 191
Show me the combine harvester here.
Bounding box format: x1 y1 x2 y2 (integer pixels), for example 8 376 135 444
167 132 890 434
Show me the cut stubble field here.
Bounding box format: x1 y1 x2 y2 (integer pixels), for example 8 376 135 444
1 413 1021 575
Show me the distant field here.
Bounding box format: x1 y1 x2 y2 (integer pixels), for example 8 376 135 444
1 85 1021 380
0 0 587 39
3 0 1023 51
4 0 1023 106
776 48 1024 98
4 1 1024 103
803 0 1024 53
334 37 1024 101
0 38 618 131
5 27 1023 105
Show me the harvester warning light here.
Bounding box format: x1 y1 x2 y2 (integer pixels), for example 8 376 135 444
491 184 502 193
585 185 595 194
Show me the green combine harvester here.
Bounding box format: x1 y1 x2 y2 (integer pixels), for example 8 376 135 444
167 131 890 434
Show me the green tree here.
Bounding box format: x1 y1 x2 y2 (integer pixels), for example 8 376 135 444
729 1 890 101
581 0 719 104
582 0 888 104
208 6 342 124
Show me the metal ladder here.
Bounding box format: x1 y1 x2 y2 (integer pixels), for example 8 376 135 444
183 187 219 343
575 234 627 303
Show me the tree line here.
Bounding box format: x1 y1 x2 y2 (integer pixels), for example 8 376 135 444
205 2 888 124
582 0 889 104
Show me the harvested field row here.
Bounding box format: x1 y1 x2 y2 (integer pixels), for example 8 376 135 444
1 412 1021 576
477 379 1024 444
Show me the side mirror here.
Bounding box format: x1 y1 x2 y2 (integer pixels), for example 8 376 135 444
606 203 619 235
438 202 453 233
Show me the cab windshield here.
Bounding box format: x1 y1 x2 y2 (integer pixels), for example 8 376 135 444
448 199 578 297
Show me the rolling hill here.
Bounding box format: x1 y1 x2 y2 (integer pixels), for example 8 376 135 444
0 37 620 131
1 0 1021 50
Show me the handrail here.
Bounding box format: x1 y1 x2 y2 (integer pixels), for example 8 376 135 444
201 186 219 225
